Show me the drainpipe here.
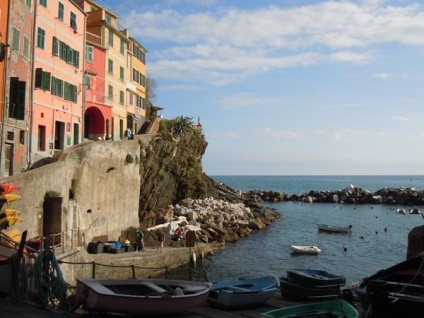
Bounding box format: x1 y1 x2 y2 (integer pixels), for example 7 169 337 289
27 0 38 169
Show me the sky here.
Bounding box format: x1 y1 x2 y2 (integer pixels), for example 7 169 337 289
96 0 424 176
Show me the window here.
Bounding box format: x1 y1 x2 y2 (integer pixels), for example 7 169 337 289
108 29 113 47
119 91 124 105
129 93 133 106
108 59 113 74
37 27 45 49
58 2 64 20
38 125 46 151
9 78 26 120
140 96 145 109
84 75 91 88
120 39 125 54
108 85 113 100
35 68 51 91
70 12 77 30
11 27 20 51
20 130 25 145
39 0 47 8
120 67 124 81
52 37 59 56
105 14 112 23
86 45 93 62
26 0 32 10
23 37 30 59
133 69 139 83
140 73 146 87
51 77 64 97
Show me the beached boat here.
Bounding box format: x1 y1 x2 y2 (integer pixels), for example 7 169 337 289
396 208 406 215
286 268 346 287
280 277 342 300
208 275 279 308
74 278 212 315
263 299 359 318
355 255 424 318
0 183 20 195
0 231 27 296
0 209 20 217
290 245 321 254
0 216 23 229
317 223 352 233
409 208 421 215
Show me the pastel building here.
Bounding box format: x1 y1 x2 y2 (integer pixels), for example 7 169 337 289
0 0 35 176
32 0 86 159
128 37 147 134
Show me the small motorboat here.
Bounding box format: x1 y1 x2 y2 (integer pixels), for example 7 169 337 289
286 268 346 287
318 223 352 233
263 299 359 318
409 208 421 215
208 275 279 308
396 208 406 215
290 245 321 255
74 278 212 315
355 255 424 318
279 277 342 300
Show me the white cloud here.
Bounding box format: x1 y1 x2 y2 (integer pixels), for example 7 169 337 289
256 128 303 139
393 115 411 121
210 131 243 139
372 72 393 79
216 94 276 109
122 1 424 84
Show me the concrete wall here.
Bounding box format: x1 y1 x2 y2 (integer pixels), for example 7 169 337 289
1 139 141 246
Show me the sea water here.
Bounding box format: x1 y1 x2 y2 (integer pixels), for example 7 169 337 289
200 175 424 286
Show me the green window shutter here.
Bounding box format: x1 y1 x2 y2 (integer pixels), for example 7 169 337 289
51 77 56 95
35 68 43 89
42 72 51 91
74 51 80 68
64 82 70 100
52 37 59 56
73 85 78 102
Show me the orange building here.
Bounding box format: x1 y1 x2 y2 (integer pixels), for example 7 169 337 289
31 0 86 160
0 0 35 176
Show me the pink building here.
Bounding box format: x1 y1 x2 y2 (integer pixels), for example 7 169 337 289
32 0 86 159
84 32 112 140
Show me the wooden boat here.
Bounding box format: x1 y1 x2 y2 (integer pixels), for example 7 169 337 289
0 231 27 296
208 275 279 308
0 194 21 203
0 184 20 195
74 278 212 315
355 255 424 318
263 299 359 318
290 245 321 254
287 268 346 287
317 223 352 233
0 216 23 228
280 277 341 300
0 209 20 217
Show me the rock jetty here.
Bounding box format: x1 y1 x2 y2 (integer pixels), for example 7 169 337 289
149 197 281 245
243 184 424 206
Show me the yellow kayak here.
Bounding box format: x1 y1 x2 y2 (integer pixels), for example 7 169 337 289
1 228 22 243
0 209 20 217
0 194 21 202
0 216 23 227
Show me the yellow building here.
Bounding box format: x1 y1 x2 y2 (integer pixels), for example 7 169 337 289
128 37 147 135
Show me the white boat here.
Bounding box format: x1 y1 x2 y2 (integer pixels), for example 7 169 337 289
290 245 321 255
208 275 280 308
74 278 212 315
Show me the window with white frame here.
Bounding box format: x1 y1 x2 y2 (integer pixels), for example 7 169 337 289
86 46 94 62
11 27 20 51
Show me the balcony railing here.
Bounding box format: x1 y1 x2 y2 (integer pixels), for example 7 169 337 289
86 32 102 46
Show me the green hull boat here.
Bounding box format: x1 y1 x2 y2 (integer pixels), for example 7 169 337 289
262 299 358 318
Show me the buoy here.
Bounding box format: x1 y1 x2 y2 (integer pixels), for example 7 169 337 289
343 244 347 252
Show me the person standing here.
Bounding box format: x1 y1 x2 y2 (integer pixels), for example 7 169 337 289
156 229 165 253
136 229 145 252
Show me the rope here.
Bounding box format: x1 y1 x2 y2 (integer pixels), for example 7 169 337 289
34 250 67 308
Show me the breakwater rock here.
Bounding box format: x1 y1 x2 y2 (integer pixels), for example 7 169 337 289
149 197 281 245
243 184 424 206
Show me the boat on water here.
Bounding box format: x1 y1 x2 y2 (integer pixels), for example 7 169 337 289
317 223 352 233
208 275 279 308
279 277 342 300
396 208 406 215
262 299 359 318
290 245 321 255
409 208 421 215
286 268 346 287
355 255 424 318
74 278 212 315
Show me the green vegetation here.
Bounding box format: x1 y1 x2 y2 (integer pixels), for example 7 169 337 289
45 190 61 197
125 153 134 164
